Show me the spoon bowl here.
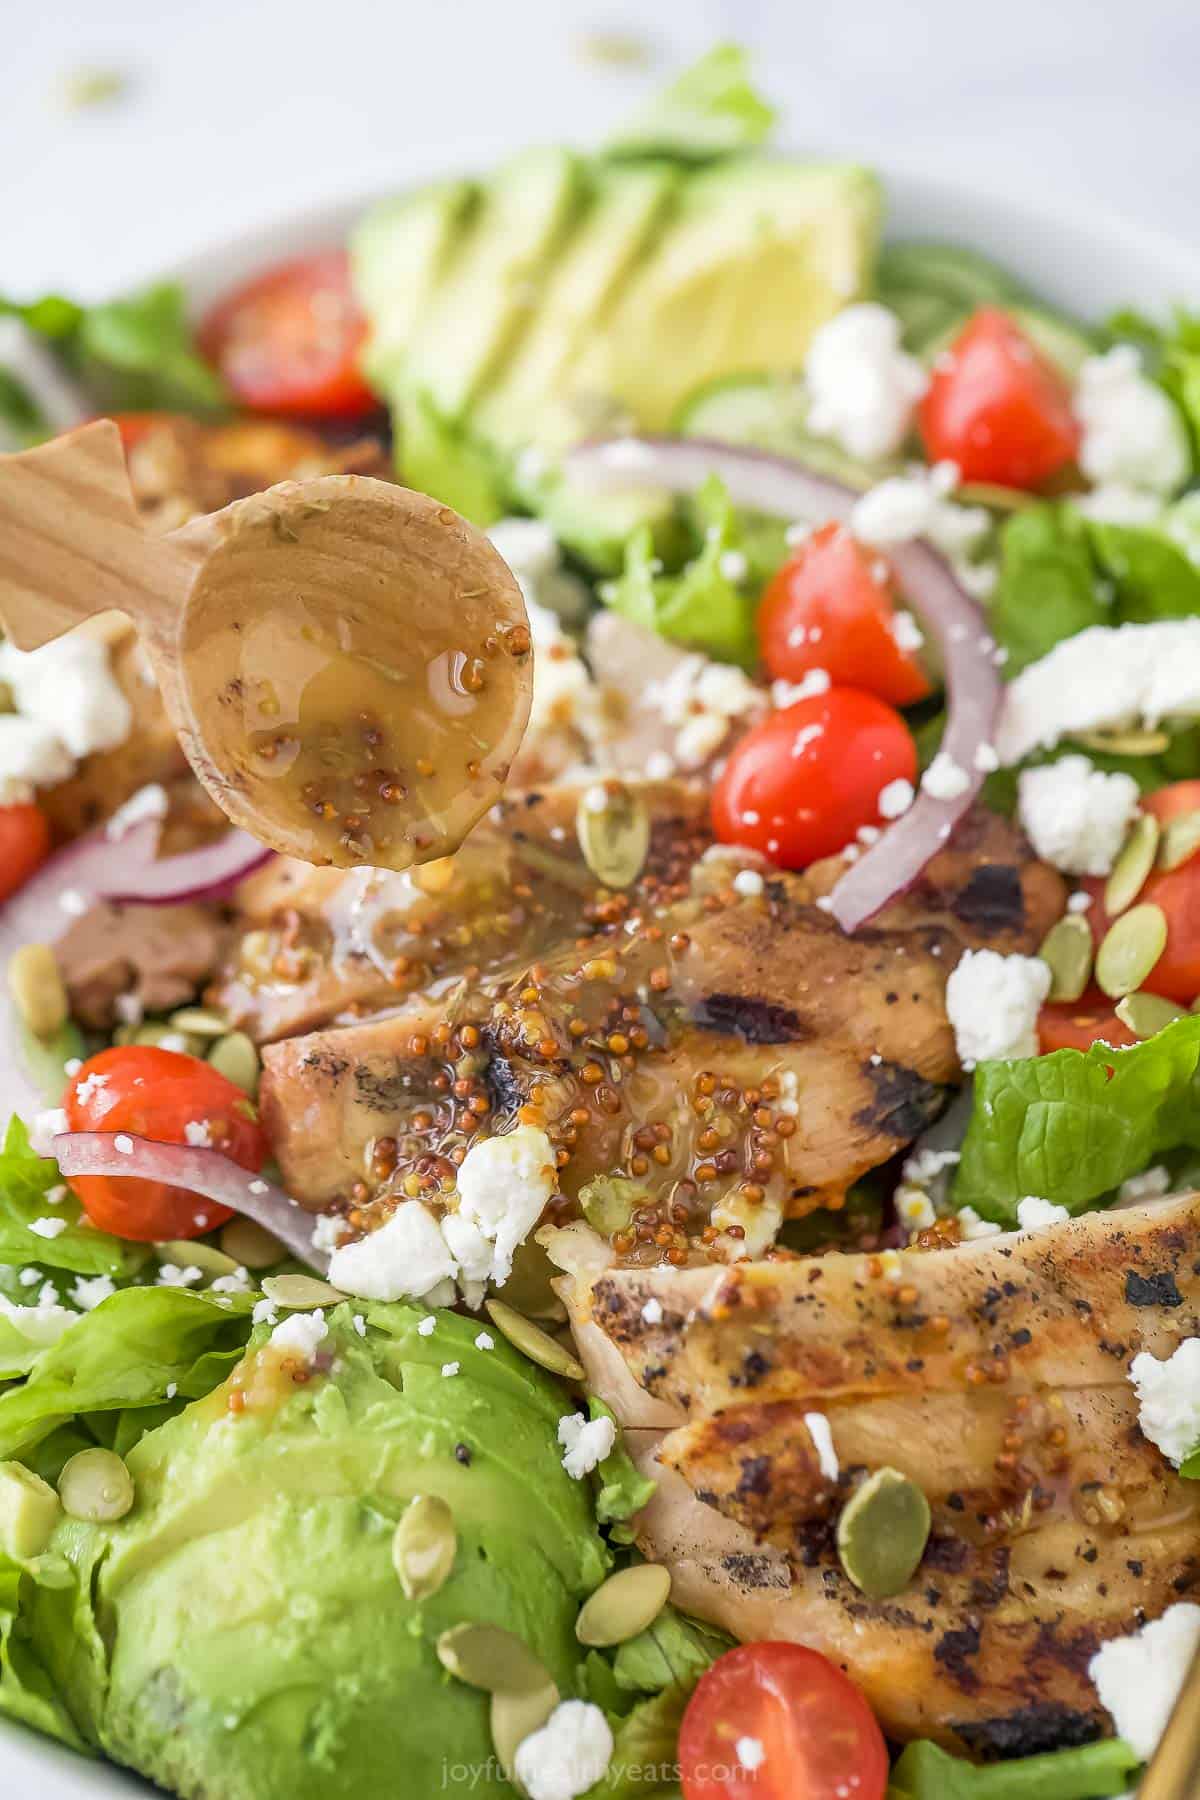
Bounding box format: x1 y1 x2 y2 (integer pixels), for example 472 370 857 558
0 421 532 869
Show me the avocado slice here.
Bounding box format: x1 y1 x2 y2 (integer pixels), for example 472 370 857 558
567 159 882 432
349 179 477 395
402 146 586 422
475 159 681 458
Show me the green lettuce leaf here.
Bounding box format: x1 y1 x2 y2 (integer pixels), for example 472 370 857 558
0 1286 255 1462
603 476 759 665
587 1682 688 1797
0 1117 149 1280
1107 306 1200 468
613 1604 731 1694
1088 519 1200 622
888 1736 1138 1799
990 505 1108 676
608 45 776 160
0 282 226 418
590 1397 657 1528
954 1014 1200 1222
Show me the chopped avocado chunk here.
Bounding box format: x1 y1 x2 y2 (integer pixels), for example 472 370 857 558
401 146 586 421
568 158 882 431
349 179 477 395
0 1458 61 1559
475 160 681 458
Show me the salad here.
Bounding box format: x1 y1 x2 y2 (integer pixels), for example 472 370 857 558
3 42 1200 1800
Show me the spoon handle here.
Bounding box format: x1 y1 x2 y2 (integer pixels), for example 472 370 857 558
1138 1634 1200 1799
0 419 194 651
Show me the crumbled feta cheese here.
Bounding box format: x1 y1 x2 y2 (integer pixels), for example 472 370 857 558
956 1206 1003 1241
352 1314 367 1337
157 1263 203 1287
105 781 168 840
0 1293 78 1348
28 1216 67 1240
1067 890 1093 914
641 1298 664 1325
891 609 924 654
851 462 989 562
70 1274 116 1310
441 1361 460 1378
922 751 971 802
43 1185 66 1205
803 1412 839 1482
0 714 74 803
328 1200 457 1302
113 993 144 1027
18 1267 40 1287
251 1299 278 1327
973 741 1000 773
878 777 915 819
645 653 763 771
183 1118 212 1148
1076 346 1189 497
165 1382 177 1399
0 634 133 761
902 1147 961 1187
524 598 599 744
719 548 749 583
996 620 1200 764
772 669 830 709
474 1331 494 1351
736 1737 767 1772
440 1212 493 1311
417 1315 437 1337
805 303 928 461
895 1185 937 1231
1072 482 1164 526
29 1108 69 1158
210 1267 253 1294
311 1212 349 1254
558 1411 617 1480
1016 1196 1070 1232
486 517 561 583
270 1310 327 1363
711 1187 784 1261
733 869 764 898
248 1179 268 1195
113 1134 134 1155
1118 1165 1172 1206
1017 756 1140 876
514 1698 614 1800
74 1070 109 1108
1130 1338 1200 1466
1088 1603 1200 1761
945 949 1050 1069
454 1124 558 1286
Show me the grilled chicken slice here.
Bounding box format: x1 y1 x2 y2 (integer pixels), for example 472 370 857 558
258 794 1062 1220
554 1194 1200 1755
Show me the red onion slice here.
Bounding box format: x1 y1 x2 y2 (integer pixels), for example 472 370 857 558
52 1132 328 1271
565 437 1003 930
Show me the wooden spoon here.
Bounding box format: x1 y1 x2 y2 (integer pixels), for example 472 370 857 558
0 419 533 869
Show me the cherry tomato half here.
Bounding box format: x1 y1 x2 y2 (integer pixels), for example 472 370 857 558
1077 782 1200 1005
198 251 375 419
63 1045 265 1241
679 1642 888 1800
918 307 1079 490
0 803 52 903
758 523 932 708
1037 986 1139 1055
712 688 917 870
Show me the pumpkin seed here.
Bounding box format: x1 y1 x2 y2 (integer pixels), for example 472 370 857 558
8 944 67 1041
436 1623 551 1695
575 1563 671 1647
262 1273 344 1309
836 1467 931 1599
154 1239 241 1279
1114 993 1187 1040
58 1448 134 1523
167 1007 230 1038
484 1300 584 1381
1075 727 1171 757
1104 814 1161 917
1159 808 1200 873
576 782 650 890
220 1217 286 1269
490 1682 559 1795
207 1031 260 1097
1038 915 1093 1004
392 1496 457 1601
1095 903 1168 998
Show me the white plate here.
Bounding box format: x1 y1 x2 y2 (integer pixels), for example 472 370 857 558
4 157 1199 1799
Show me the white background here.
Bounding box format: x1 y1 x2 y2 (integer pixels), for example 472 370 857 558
3 0 1200 298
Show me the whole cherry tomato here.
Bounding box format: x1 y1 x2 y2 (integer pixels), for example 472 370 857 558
919 307 1079 489
0 803 52 903
198 251 375 418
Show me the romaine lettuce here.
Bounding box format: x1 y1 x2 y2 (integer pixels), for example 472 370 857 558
0 1118 149 1281
888 1736 1138 1798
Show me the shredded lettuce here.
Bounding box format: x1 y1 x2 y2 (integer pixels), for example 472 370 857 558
612 1605 731 1695
607 44 776 160
0 1118 149 1281
954 1014 1200 1223
888 1736 1138 1799
0 282 226 418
